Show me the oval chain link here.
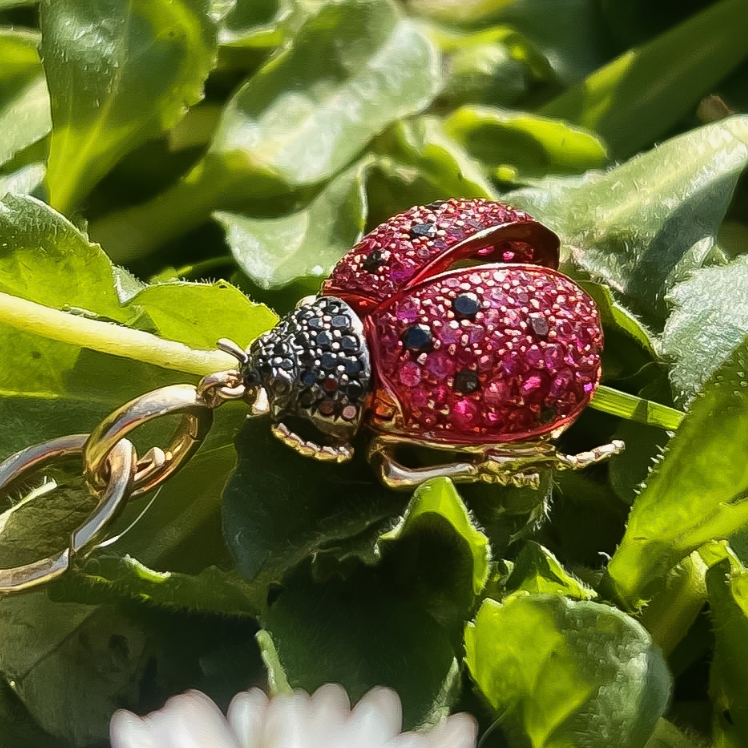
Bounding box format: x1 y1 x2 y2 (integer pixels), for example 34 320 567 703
0 368 247 594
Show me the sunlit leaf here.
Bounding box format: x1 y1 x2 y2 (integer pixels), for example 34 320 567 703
41 0 217 212
0 29 50 169
607 336 748 609
218 160 369 290
465 595 671 748
444 105 608 182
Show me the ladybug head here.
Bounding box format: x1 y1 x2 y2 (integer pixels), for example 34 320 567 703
241 296 371 444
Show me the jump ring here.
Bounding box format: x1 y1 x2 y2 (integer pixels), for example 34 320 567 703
0 436 136 594
83 384 214 499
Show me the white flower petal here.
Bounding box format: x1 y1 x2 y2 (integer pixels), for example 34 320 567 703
228 688 270 748
260 692 311 748
147 690 239 748
346 687 403 748
384 732 431 748
110 710 160 748
305 684 352 748
422 713 478 748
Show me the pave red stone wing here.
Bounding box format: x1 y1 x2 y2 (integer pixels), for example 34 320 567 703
365 264 603 445
322 199 560 315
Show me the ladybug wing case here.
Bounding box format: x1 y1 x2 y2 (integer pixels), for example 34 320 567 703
365 264 603 446
322 198 560 314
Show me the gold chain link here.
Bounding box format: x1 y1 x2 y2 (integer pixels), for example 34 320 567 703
0 368 247 594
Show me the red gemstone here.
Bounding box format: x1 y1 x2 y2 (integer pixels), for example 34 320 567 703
453 399 480 429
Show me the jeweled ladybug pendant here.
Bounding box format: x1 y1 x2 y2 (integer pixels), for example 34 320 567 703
228 199 623 489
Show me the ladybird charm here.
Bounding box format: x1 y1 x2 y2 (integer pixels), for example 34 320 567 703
229 199 623 489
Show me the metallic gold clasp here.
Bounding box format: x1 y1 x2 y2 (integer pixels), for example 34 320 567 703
83 384 214 499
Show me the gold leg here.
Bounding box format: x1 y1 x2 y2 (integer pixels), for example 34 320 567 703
553 440 625 470
271 423 353 463
367 436 481 490
368 435 625 490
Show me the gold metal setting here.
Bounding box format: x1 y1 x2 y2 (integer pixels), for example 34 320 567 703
367 434 625 490
83 384 214 499
271 423 353 463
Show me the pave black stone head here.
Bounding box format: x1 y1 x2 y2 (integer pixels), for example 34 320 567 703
242 296 371 442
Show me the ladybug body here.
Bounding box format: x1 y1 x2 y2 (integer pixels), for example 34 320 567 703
240 199 621 488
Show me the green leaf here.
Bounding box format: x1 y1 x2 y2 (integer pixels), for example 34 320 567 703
217 0 289 49
707 558 748 746
0 594 263 745
503 541 597 600
609 419 670 505
409 0 613 85
578 281 657 357
435 25 553 109
208 0 439 191
90 0 442 263
541 0 748 159
663 256 748 406
366 116 496 226
465 596 671 748
222 417 403 605
643 719 704 748
218 160 369 291
374 116 496 200
41 0 218 213
381 478 489 595
443 105 608 182
49 554 262 615
507 116 748 325
606 336 748 609
378 477 490 629
261 569 460 729
0 29 51 169
0 162 45 199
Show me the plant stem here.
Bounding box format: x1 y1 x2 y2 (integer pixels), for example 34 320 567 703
590 385 684 430
0 291 235 376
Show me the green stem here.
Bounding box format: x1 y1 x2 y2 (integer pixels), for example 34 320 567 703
0 291 235 376
590 385 683 430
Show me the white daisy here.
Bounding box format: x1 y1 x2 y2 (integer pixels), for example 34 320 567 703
110 683 477 748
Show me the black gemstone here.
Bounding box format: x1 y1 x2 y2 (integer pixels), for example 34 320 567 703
299 349 315 365
307 317 324 330
530 314 549 337
340 335 358 352
540 406 556 424
331 314 350 329
320 298 340 314
453 292 480 320
362 249 386 272
409 222 437 239
294 332 311 347
344 358 362 375
347 380 364 401
402 324 433 353
300 370 317 387
243 367 261 386
300 390 317 407
316 331 332 349
454 369 479 394
277 359 294 371
321 353 338 370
